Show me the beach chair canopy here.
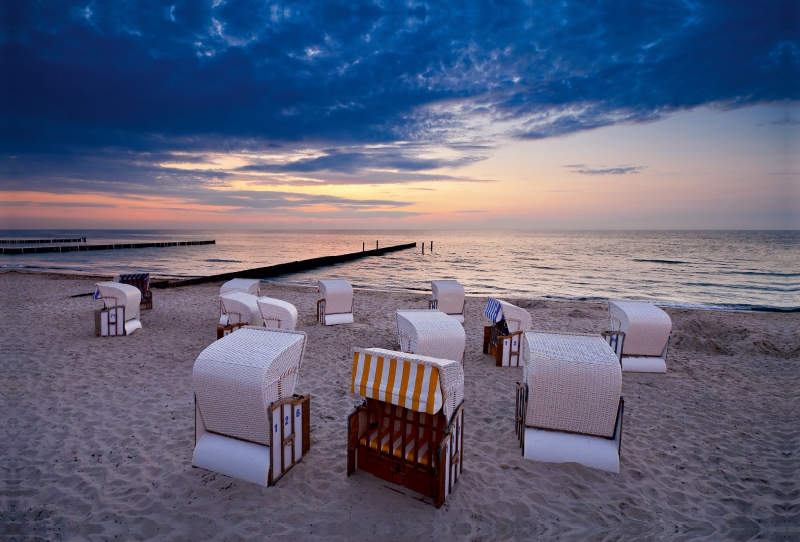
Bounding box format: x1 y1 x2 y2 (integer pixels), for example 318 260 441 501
115 273 150 288
484 298 532 333
522 332 621 438
193 327 307 446
396 310 466 363
95 282 141 322
608 301 672 357
220 278 260 296
318 279 353 315
257 297 299 330
220 291 263 327
430 280 465 316
351 348 464 421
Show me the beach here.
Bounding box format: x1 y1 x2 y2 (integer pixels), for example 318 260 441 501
2 270 797 540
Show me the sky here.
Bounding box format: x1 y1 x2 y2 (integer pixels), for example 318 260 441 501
1 0 798 230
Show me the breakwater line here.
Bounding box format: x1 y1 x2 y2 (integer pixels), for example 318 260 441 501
151 242 417 288
0 240 215 255
0 237 87 245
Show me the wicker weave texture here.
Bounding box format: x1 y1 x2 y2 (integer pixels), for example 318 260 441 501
497 300 532 333
608 301 671 357
522 332 621 438
430 280 465 316
96 282 141 322
396 310 465 363
257 297 299 330
220 292 263 327
193 327 306 446
220 278 260 296
352 347 464 420
318 279 353 315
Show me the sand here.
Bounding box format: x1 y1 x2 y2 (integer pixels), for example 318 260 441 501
1 270 797 541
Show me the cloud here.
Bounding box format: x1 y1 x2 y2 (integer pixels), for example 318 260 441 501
771 116 800 125
1 0 794 201
565 165 645 175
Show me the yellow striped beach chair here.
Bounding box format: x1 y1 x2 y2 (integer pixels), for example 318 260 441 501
347 348 465 508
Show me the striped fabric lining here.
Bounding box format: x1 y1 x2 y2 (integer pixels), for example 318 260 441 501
351 351 443 415
484 297 502 322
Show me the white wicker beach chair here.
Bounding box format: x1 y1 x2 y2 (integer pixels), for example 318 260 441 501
430 280 465 323
219 291 263 328
220 278 261 296
608 300 672 373
347 348 465 508
192 327 310 486
94 281 142 336
257 297 299 330
317 279 354 325
483 298 533 366
515 331 624 472
396 310 466 365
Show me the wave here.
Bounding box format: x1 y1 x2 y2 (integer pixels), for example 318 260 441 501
205 258 243 263
633 259 687 265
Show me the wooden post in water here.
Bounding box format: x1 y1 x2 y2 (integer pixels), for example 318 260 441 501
431 241 433 252
422 243 425 254
362 242 365 252
376 240 379 249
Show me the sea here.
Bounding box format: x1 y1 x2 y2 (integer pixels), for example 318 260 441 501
1 230 798 311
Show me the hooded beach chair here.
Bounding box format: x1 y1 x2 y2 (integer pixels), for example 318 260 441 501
257 297 299 331
316 279 354 325
482 298 533 366
192 327 310 486
515 331 625 473
218 292 263 338
347 348 465 508
608 300 672 373
220 278 261 296
396 309 466 365
94 281 142 336
115 273 153 310
429 280 465 323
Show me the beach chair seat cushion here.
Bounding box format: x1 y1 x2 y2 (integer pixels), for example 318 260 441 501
522 332 622 438
257 297 299 330
396 310 466 364
608 300 672 357
220 291 263 327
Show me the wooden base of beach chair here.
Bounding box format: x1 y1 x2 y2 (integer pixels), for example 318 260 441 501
95 306 126 336
193 393 311 486
347 398 464 508
140 290 153 311
483 325 524 366
516 382 624 472
216 322 247 339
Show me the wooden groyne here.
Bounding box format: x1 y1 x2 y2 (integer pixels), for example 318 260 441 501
0 237 86 244
0 240 215 255
151 242 417 289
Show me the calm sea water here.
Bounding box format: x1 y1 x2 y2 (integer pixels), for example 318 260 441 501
1 230 797 310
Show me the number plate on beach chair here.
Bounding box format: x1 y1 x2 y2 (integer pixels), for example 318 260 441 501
268 394 311 485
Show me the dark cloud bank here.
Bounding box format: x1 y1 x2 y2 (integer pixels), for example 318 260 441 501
1 0 796 210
